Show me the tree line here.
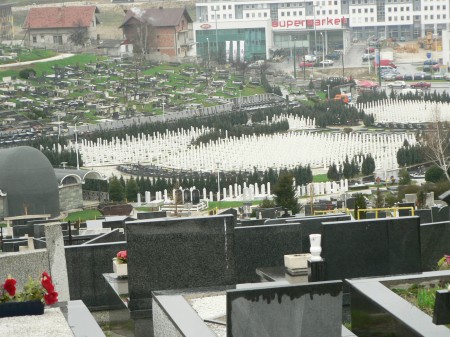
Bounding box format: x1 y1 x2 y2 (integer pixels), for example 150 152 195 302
106 165 312 202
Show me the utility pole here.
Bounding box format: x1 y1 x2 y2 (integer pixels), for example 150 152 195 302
214 8 219 62
293 41 296 79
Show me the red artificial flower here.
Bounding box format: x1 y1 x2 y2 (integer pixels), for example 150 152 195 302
116 250 128 263
41 272 54 293
445 255 450 264
44 291 58 305
3 278 16 297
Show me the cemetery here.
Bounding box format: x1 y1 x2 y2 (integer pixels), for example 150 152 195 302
2 204 450 336
3 35 450 337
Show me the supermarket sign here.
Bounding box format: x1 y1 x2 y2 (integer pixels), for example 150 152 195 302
272 17 348 29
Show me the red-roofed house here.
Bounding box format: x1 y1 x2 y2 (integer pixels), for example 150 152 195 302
23 5 99 48
119 7 194 58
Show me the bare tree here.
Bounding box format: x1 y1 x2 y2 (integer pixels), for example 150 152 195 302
69 20 89 46
424 105 450 180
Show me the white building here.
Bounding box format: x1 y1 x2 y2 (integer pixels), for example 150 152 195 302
194 0 449 61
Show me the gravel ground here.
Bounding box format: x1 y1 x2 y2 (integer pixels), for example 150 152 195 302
0 308 74 336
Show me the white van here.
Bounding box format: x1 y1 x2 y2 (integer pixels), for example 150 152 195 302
304 55 317 62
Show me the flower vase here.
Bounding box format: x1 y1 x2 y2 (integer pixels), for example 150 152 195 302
0 300 44 318
309 234 322 262
113 259 128 277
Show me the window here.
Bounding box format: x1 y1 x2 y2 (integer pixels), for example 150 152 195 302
264 12 267 17
229 14 232 18
281 12 285 16
53 35 62 44
228 5 231 9
287 11 290 16
246 13 249 18
32 36 36 43
223 5 226 9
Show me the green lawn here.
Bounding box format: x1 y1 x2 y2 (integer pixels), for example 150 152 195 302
0 48 57 65
63 209 102 222
313 174 328 182
0 54 98 79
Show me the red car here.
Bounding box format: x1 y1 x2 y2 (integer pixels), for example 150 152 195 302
410 81 431 89
299 61 314 68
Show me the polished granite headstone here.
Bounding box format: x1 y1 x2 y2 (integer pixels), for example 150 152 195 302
322 216 421 280
136 211 167 220
415 209 432 224
420 221 450 271
65 241 126 309
433 290 450 325
125 214 236 314
432 205 449 223
235 223 304 283
82 229 124 244
227 281 343 337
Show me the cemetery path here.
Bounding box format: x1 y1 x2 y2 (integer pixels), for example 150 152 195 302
0 53 74 68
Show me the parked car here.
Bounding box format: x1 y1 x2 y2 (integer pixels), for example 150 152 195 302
423 74 432 80
395 74 405 80
362 53 375 61
413 72 426 80
444 73 450 81
410 81 431 89
299 61 314 68
383 73 397 81
424 59 439 65
387 81 406 88
304 55 317 62
326 52 341 60
404 74 413 80
319 59 334 66
366 47 375 53
432 74 444 80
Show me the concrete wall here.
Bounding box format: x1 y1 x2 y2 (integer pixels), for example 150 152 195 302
59 184 83 211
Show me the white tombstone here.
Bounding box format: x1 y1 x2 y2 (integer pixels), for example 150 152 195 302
267 182 271 196
145 191 150 204
137 193 141 206
203 188 207 200
209 191 214 201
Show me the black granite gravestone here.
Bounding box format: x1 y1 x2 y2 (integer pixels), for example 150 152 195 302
192 189 200 204
433 290 450 325
183 189 191 203
227 281 343 337
420 221 450 271
322 216 421 281
125 214 236 314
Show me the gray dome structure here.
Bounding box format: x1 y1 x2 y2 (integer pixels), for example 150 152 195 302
0 146 60 217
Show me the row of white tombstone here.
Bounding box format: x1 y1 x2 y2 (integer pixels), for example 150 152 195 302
133 178 350 206
71 126 414 174
357 99 450 123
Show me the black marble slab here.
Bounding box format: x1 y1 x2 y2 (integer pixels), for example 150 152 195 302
347 271 450 337
65 241 127 310
227 281 343 337
322 217 421 281
125 214 236 313
59 300 105 336
421 221 450 271
433 290 450 325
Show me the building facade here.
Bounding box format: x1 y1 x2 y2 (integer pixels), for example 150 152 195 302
23 5 99 49
194 0 449 61
0 4 13 41
120 7 194 58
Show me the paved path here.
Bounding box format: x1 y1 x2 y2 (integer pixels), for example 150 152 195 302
0 53 75 68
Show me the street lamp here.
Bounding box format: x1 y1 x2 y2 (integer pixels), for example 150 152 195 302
367 35 374 74
73 117 80 170
214 8 219 62
320 32 325 70
216 162 221 207
161 101 166 122
313 6 317 54
327 84 330 100
206 37 210 68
